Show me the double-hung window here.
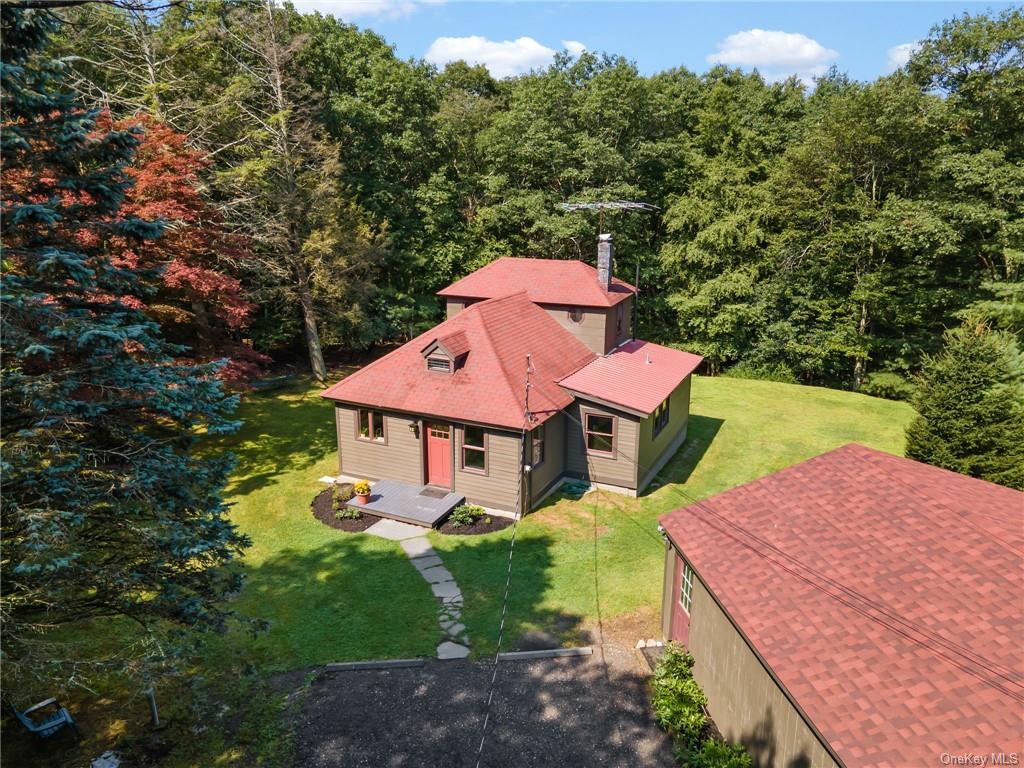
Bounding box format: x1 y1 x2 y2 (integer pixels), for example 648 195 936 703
584 412 615 456
679 561 694 614
357 409 385 443
531 423 546 466
462 426 487 473
653 396 670 437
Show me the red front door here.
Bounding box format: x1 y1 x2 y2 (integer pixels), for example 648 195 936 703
426 422 452 487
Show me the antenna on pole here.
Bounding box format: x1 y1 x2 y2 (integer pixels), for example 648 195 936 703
557 200 659 233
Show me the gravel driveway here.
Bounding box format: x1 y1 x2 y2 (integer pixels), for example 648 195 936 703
291 645 675 767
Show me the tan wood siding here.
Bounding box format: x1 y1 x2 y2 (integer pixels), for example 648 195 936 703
529 413 566 505
445 299 464 319
564 400 639 489
668 553 840 768
539 304 610 354
604 296 632 351
454 425 523 511
637 376 692 490
335 406 423 484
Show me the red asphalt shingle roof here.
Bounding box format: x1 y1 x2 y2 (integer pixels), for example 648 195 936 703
437 257 636 308
558 339 703 415
659 444 1024 767
321 292 596 429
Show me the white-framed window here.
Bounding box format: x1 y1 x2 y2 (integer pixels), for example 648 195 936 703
531 423 546 466
679 561 694 614
462 425 487 473
653 396 670 437
584 412 615 456
357 409 385 443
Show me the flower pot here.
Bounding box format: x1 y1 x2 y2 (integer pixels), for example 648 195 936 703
355 493 370 505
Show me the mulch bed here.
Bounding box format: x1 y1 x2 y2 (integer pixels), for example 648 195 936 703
311 488 381 532
437 514 515 536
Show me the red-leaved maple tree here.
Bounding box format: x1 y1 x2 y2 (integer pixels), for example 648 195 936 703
103 113 266 383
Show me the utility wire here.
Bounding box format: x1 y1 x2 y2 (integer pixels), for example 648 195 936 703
473 355 533 768
557 407 1024 699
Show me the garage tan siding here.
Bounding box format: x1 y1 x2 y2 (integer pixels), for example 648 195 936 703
539 304 610 354
335 405 422 484
676 554 840 768
564 400 639 489
453 425 523 511
529 413 566 505
637 376 692 491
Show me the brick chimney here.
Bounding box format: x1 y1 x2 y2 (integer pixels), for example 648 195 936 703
597 233 613 291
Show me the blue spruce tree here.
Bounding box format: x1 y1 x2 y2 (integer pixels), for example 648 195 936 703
1 6 250 690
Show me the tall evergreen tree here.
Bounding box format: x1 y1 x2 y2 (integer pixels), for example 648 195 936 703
905 322 1024 489
1 6 249 690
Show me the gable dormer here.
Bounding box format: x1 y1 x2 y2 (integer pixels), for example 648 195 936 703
421 330 470 373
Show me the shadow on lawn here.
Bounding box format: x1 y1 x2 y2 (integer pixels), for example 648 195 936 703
647 414 724 491
216 383 337 498
231 529 585 666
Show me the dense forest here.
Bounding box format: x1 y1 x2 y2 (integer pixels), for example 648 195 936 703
51 2 1023 393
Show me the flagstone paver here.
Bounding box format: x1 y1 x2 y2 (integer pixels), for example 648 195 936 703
368 527 470 658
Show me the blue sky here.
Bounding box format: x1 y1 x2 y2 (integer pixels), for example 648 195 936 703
290 1 1015 83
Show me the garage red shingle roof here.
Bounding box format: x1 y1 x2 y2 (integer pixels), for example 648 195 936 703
321 292 596 429
437 256 636 308
558 339 703 415
659 444 1024 767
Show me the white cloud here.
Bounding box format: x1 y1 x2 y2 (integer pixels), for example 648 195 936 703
290 0 443 21
425 36 558 78
886 41 920 72
563 40 587 57
707 29 838 85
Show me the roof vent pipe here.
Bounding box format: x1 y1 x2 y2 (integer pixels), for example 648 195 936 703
597 233 613 291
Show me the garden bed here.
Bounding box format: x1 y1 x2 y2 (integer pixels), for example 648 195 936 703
311 488 381 532
437 514 515 536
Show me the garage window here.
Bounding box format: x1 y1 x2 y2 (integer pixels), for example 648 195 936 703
679 561 694 614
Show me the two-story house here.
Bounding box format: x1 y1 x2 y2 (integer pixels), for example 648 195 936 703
321 235 703 516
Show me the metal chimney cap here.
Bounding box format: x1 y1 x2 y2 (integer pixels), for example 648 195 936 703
598 233 613 242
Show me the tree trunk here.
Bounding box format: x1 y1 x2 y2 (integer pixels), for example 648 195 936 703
295 258 327 381
853 301 869 387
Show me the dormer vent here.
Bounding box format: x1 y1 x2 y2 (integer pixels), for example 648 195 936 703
421 330 470 373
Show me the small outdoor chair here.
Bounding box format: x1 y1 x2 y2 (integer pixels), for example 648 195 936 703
5 697 81 740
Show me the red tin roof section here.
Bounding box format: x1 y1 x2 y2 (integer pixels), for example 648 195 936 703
659 444 1024 767
558 340 703 415
321 292 596 430
437 256 636 308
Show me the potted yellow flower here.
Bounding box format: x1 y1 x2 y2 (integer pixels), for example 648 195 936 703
353 479 371 505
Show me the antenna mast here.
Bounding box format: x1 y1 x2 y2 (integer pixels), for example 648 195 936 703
558 199 660 338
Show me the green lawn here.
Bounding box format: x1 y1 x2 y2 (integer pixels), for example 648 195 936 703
3 374 912 768
213 373 912 662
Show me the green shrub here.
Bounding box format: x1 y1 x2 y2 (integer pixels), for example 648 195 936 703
335 505 361 520
331 483 354 511
722 362 797 384
682 738 753 768
860 371 915 401
651 644 707 746
449 504 486 528
652 643 752 768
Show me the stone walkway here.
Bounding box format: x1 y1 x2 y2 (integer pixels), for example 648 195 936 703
365 519 470 660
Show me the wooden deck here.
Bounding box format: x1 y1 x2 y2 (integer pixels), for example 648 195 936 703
356 479 465 527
